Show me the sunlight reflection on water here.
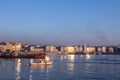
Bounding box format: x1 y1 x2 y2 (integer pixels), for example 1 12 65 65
15 59 21 80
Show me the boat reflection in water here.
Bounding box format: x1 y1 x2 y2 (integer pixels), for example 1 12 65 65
30 63 52 72
15 59 21 80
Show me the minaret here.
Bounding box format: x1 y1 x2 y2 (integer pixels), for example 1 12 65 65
84 44 87 53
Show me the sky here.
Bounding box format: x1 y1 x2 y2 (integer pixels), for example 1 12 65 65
0 0 120 46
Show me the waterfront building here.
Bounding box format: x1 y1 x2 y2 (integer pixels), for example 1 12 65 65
30 46 35 52
73 46 84 53
74 46 79 52
59 46 64 53
109 47 114 53
64 46 75 53
13 42 22 52
23 45 35 52
96 46 106 53
114 46 120 53
34 47 44 53
45 45 57 52
1 41 120 54
0 42 6 52
101 46 106 53
78 46 83 52
86 46 95 53
59 46 75 53
5 42 13 52
96 47 102 53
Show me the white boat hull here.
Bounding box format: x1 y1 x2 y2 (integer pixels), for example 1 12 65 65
30 61 52 66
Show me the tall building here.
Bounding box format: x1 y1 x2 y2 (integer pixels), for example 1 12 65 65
83 44 87 53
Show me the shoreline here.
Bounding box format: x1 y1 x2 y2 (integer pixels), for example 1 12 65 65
0 52 120 59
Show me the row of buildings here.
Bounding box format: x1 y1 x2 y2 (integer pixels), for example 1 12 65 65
0 42 120 54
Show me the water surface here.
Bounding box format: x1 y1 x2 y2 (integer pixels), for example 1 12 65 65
0 54 120 80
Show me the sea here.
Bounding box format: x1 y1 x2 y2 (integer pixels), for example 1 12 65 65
0 54 120 80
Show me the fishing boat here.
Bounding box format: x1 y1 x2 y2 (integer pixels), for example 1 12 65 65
35 53 46 59
30 61 52 66
30 56 52 66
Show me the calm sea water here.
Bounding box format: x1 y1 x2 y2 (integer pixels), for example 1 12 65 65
0 54 120 80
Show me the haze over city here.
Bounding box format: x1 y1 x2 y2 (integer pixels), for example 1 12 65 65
0 0 120 46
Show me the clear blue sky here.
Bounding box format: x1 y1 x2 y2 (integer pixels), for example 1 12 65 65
0 0 120 46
